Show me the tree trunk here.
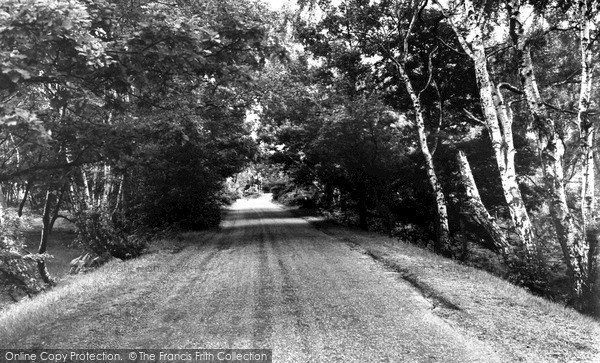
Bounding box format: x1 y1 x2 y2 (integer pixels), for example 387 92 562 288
437 0 535 253
473 34 535 254
37 190 55 285
395 62 451 252
456 150 510 256
37 186 66 286
0 184 6 226
17 179 31 217
575 2 597 312
508 0 596 311
80 167 93 208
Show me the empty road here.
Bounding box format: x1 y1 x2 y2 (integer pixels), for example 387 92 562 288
5 195 500 362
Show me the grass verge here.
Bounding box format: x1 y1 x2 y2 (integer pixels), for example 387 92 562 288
0 230 207 346
289 208 600 363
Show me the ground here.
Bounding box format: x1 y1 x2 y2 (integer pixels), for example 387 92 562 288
1 194 599 362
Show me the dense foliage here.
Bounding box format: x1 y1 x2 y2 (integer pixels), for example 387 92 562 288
1 0 598 317
259 0 599 315
0 0 280 296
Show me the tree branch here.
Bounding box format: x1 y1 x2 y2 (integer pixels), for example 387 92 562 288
543 102 578 115
498 82 523 94
463 108 487 127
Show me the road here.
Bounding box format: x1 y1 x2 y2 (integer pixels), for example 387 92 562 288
8 195 500 362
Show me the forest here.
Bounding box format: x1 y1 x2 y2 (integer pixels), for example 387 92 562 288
0 0 599 319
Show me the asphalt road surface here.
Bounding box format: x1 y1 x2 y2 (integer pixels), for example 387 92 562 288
11 195 501 362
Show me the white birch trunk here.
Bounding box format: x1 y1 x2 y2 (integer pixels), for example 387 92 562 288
80 167 92 208
102 164 112 208
508 0 596 310
396 63 451 251
0 184 6 227
457 150 509 256
576 1 597 311
578 5 595 230
436 0 536 253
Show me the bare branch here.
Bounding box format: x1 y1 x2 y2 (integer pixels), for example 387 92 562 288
418 45 438 98
543 102 578 115
547 70 581 88
435 36 466 55
463 108 487 127
498 82 523 95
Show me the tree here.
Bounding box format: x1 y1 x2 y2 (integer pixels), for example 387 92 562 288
0 0 283 292
434 0 599 312
432 0 537 254
296 0 454 250
505 0 599 312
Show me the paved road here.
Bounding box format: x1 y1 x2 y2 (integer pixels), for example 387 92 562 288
8 195 500 362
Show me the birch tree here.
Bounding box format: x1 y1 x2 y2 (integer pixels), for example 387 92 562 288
435 0 599 311
375 0 451 251
433 0 537 253
304 0 452 250
507 0 598 312
456 150 509 257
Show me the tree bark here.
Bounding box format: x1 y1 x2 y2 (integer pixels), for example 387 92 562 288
376 0 451 252
575 0 597 313
396 62 451 252
456 150 510 257
37 190 55 285
436 0 536 254
17 179 31 217
37 185 66 285
0 184 6 226
577 0 595 230
508 0 596 311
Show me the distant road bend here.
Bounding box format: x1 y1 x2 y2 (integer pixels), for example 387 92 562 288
14 194 502 362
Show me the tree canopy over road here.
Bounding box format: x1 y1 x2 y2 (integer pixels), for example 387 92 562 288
0 0 599 318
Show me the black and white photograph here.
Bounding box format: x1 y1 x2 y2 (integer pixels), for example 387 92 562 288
0 0 599 361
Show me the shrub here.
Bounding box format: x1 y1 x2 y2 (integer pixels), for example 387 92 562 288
275 185 318 207
73 208 147 260
218 182 242 205
504 247 554 299
0 210 45 299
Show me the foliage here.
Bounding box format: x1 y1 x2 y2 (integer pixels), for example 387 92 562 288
0 210 46 299
0 0 599 317
0 0 283 295
264 0 600 314
73 207 146 260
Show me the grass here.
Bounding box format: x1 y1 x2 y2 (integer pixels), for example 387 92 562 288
0 252 163 343
0 231 209 347
307 219 600 363
3 204 600 361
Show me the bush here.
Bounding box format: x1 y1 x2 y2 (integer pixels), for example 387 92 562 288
218 183 242 205
73 208 147 260
269 181 291 201
392 222 433 247
0 210 46 299
274 185 318 207
504 247 554 299
321 208 360 227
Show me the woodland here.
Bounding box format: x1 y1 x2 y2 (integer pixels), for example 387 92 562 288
0 0 599 317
